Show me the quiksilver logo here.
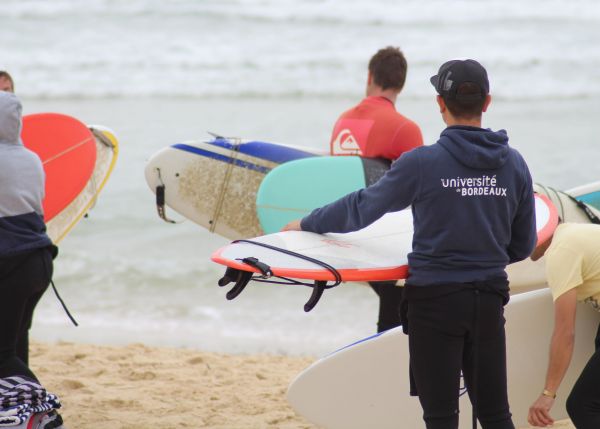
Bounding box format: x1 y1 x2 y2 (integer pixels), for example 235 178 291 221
331 129 361 154
441 175 507 197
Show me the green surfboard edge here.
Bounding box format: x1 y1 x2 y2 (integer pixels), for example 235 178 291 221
257 156 367 234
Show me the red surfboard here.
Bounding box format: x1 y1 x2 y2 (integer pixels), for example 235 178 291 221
21 113 97 221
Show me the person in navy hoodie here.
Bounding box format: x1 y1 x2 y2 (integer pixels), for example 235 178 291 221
284 59 537 429
0 91 57 382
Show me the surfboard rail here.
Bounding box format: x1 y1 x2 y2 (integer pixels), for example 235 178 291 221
46 125 119 243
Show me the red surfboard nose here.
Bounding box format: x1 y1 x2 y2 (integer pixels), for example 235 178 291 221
21 113 97 221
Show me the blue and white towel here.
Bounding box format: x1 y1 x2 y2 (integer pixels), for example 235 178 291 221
0 377 61 427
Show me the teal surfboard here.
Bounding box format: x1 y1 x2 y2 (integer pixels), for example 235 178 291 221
256 156 389 234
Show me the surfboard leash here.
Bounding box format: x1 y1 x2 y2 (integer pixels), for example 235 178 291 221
535 183 566 222
49 279 79 327
217 239 342 312
557 189 600 224
209 137 241 233
41 249 78 327
536 183 600 224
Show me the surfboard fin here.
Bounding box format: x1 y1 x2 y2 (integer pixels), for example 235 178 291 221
304 281 326 312
218 267 241 286
154 167 183 224
206 131 223 139
217 241 341 311
218 268 254 300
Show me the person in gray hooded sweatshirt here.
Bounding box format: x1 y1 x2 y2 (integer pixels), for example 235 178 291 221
284 60 537 429
0 91 56 382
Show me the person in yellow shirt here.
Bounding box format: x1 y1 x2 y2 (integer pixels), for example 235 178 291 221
527 222 600 428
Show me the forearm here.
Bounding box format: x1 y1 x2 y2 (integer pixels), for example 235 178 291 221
544 330 575 394
300 188 384 234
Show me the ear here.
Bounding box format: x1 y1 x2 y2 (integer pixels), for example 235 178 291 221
482 94 492 112
436 95 446 113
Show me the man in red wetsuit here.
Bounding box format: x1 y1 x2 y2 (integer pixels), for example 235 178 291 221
331 47 423 160
331 46 424 333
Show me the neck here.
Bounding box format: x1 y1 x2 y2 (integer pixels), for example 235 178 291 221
366 86 398 105
444 115 483 128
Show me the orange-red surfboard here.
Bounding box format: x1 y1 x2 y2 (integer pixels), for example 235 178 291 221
21 113 97 221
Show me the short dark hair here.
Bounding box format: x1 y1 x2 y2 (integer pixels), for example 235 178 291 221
0 71 14 92
443 82 486 119
368 47 407 92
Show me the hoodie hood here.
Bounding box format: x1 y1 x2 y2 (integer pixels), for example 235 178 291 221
0 91 23 145
439 125 509 170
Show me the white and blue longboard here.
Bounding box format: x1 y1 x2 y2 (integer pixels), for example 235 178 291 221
144 137 321 239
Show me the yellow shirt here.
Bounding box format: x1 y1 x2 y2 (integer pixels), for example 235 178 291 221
545 223 600 310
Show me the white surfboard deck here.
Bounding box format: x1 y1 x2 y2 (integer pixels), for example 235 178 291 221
287 288 599 429
144 139 322 239
46 125 119 243
212 194 557 284
214 210 413 282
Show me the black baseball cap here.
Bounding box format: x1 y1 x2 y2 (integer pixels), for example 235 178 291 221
430 59 489 100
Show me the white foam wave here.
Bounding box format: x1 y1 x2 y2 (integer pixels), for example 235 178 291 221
1 0 599 100
3 0 600 22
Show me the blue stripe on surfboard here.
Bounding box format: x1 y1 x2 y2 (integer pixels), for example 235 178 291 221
172 143 271 174
577 191 600 210
206 138 316 163
324 331 386 358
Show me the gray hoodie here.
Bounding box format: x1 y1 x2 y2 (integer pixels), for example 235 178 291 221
0 91 52 256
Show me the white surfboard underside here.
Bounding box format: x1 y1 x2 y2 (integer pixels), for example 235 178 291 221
287 288 599 429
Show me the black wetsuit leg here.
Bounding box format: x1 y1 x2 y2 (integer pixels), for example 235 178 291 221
407 287 514 429
462 291 513 429
369 280 403 332
565 322 600 429
0 247 53 381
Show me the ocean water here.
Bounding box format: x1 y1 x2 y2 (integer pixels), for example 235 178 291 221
1 0 598 356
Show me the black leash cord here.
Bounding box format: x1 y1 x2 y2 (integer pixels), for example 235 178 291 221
50 280 79 326
41 252 78 327
536 183 600 224
232 239 342 287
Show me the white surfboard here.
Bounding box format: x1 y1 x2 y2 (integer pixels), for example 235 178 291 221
287 288 600 429
213 210 413 282
144 138 322 239
212 194 557 307
46 125 119 243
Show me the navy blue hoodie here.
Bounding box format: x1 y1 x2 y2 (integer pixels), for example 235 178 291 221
301 126 537 286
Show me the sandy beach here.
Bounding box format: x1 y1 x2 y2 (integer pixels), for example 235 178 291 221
31 341 573 429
